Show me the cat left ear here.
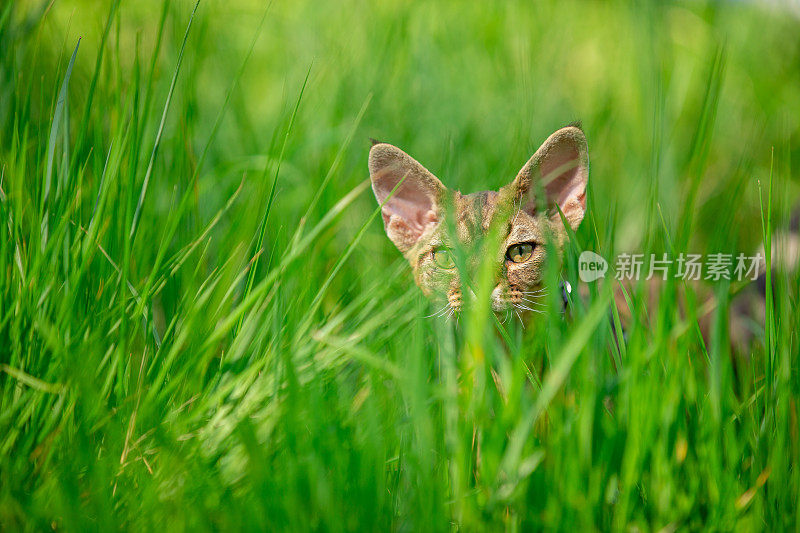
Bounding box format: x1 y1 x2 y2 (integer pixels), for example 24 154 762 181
369 143 446 254
504 126 589 230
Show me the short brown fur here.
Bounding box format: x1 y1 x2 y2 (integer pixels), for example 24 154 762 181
369 126 588 315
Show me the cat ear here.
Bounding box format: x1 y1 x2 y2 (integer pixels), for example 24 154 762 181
504 126 588 231
369 143 446 253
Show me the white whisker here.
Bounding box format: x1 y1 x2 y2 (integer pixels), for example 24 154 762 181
520 294 546 301
522 295 548 302
521 289 548 296
514 303 544 314
424 304 449 318
520 297 546 307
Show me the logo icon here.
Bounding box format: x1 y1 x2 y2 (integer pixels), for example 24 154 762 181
579 251 608 282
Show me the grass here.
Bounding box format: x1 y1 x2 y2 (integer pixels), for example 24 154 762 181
1 0 799 529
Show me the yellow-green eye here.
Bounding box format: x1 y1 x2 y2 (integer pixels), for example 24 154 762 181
506 243 535 263
432 248 455 269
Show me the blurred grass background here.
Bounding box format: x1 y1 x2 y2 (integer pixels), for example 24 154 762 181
1 0 799 529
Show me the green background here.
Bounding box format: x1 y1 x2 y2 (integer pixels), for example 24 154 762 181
0 0 798 529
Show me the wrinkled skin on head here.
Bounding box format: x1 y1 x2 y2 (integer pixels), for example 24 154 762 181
369 126 588 316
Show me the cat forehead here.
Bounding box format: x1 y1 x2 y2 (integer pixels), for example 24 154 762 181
446 189 543 245
455 190 500 232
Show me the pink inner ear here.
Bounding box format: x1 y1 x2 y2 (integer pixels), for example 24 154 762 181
540 143 586 212
375 172 438 239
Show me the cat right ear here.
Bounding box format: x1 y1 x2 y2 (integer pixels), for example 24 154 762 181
503 126 588 231
369 143 446 254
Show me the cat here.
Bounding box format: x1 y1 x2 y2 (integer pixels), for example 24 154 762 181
368 125 588 319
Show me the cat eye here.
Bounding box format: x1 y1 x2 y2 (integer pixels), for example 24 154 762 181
506 242 535 263
432 248 455 269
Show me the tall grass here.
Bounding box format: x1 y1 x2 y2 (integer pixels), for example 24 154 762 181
1 0 798 529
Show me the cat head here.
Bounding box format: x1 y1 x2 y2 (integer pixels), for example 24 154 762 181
369 126 588 315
